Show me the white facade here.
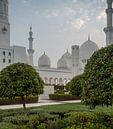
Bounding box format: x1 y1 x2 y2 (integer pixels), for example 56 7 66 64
11 46 27 64
37 37 99 87
0 48 13 70
35 67 72 85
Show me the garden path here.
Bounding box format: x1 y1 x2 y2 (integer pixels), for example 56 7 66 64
0 100 81 109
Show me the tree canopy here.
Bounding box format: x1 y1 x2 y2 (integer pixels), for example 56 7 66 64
66 74 84 97
82 44 113 108
0 63 44 109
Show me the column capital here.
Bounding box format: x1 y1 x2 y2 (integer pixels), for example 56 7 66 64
104 27 113 33
107 0 112 4
106 8 113 13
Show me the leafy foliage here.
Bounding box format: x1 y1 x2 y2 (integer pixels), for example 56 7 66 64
0 103 113 129
1 109 113 129
54 85 65 94
66 74 84 97
82 44 113 108
0 63 44 109
49 94 79 101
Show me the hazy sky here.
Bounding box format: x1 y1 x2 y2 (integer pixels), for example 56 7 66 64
9 0 107 67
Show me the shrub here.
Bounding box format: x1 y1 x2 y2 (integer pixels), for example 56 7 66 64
66 74 84 97
0 96 38 105
49 94 80 101
54 85 65 94
0 63 44 109
0 122 17 129
3 115 29 125
37 123 46 129
82 45 113 108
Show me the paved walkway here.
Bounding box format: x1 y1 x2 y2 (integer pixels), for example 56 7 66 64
0 100 81 110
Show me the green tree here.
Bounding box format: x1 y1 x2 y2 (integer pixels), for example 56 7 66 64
82 44 113 108
66 74 84 97
0 63 44 109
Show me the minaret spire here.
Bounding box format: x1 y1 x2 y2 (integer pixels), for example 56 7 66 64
104 0 113 46
27 26 34 66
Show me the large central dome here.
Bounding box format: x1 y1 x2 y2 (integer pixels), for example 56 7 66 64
80 38 99 60
38 52 51 68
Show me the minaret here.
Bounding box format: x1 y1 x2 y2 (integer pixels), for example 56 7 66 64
72 45 79 77
104 0 113 46
0 0 10 48
27 26 34 66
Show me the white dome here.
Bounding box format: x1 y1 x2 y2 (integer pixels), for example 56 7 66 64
62 51 72 69
57 51 72 69
62 51 72 59
38 52 51 68
80 39 99 60
57 57 68 69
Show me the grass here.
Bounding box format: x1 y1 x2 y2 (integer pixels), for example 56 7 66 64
34 102 113 113
32 103 88 112
1 102 112 115
1 102 113 113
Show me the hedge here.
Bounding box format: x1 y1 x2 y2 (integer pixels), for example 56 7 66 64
0 96 38 105
0 106 113 129
49 94 80 101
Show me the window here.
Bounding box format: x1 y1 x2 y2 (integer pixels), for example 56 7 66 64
76 47 79 50
3 59 5 63
3 51 5 55
82 59 87 63
9 52 11 56
9 59 11 63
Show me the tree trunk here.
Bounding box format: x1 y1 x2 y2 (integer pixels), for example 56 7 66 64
21 96 26 110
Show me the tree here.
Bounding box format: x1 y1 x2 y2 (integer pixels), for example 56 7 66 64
82 44 113 108
0 63 44 109
66 74 84 97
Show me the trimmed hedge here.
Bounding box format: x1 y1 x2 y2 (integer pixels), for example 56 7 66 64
49 94 80 101
0 96 38 105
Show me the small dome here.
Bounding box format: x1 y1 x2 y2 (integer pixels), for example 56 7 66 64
62 50 72 59
57 50 72 70
38 52 51 68
80 38 99 60
57 57 68 69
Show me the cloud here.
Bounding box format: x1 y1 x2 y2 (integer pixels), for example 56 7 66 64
46 7 76 17
73 0 78 3
21 0 31 4
97 10 106 21
71 18 85 29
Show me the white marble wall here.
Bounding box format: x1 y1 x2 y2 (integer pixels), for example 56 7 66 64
39 85 54 100
0 48 13 70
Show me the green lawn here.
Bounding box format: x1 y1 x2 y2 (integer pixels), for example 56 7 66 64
32 103 88 112
1 102 113 113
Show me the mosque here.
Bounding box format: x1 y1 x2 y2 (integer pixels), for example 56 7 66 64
0 0 112 99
